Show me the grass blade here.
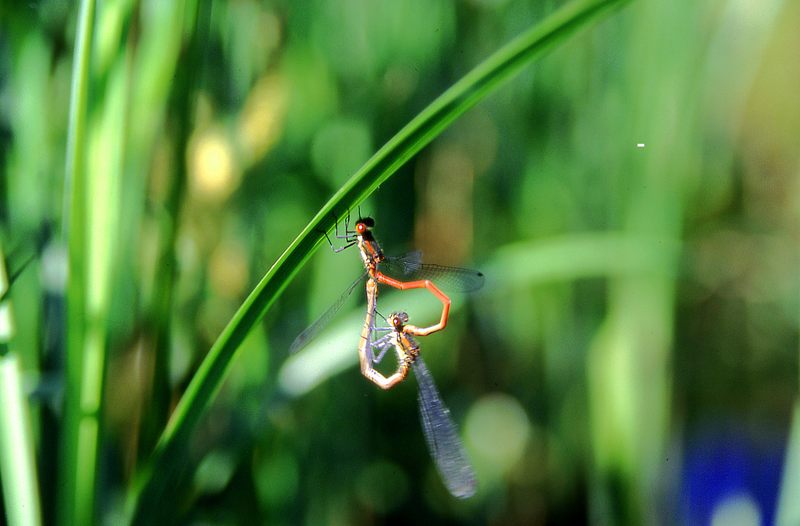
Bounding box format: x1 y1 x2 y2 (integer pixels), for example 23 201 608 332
58 0 103 524
0 246 43 526
130 0 632 521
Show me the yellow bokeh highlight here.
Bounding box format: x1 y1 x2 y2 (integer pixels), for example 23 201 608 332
237 74 287 167
188 128 239 201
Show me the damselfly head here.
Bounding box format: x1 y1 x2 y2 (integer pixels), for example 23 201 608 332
355 217 375 235
389 311 409 331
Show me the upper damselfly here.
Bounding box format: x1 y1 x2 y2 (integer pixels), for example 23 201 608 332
290 215 484 353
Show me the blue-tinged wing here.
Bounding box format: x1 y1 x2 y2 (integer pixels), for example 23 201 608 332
413 357 477 499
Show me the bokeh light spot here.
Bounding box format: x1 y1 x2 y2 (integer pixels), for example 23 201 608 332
237 74 287 166
189 129 239 201
253 451 299 506
710 493 762 526
465 393 531 477
194 450 237 494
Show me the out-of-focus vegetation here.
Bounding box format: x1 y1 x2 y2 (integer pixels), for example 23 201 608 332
1 0 799 524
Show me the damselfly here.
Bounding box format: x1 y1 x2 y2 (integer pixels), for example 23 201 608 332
290 215 484 353
366 306 478 499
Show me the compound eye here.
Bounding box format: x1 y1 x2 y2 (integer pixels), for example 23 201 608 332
356 222 367 234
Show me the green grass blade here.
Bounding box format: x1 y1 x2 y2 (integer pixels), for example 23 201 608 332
130 0 631 521
59 0 97 524
0 246 43 526
0 356 43 526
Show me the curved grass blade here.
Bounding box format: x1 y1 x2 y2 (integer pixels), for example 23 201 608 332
130 0 632 521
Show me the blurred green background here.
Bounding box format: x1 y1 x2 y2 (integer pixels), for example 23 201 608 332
1 0 799 524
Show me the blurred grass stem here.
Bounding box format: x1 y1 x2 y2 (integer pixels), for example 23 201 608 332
59 0 99 524
0 246 43 526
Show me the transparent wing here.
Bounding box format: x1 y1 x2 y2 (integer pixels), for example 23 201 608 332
413 357 477 499
289 270 367 354
383 250 425 274
382 252 485 293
